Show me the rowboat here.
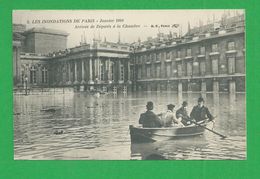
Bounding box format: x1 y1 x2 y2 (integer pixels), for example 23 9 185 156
129 121 211 143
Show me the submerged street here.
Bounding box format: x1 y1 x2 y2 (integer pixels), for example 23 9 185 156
13 91 246 160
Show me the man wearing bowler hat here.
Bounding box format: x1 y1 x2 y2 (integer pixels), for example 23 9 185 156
190 97 214 122
176 101 191 126
139 101 162 128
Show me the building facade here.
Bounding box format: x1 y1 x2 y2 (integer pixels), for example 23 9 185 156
13 14 245 93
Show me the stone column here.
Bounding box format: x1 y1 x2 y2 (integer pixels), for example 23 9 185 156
127 60 131 83
147 83 152 91
88 58 94 84
74 60 79 84
118 60 123 84
201 80 207 92
229 80 236 93
213 80 219 92
178 81 183 93
67 61 72 85
108 58 112 83
81 59 86 84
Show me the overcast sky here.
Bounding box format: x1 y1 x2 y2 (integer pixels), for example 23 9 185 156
13 10 244 48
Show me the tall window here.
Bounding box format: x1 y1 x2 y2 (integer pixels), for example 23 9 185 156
166 51 171 59
156 53 160 61
42 67 48 83
156 65 161 78
228 57 236 74
30 66 37 84
177 64 182 76
200 46 205 55
177 50 181 58
200 61 206 75
212 43 218 52
228 41 235 50
120 64 124 81
146 65 151 78
186 48 192 56
137 67 142 79
212 58 219 74
166 65 171 77
187 62 192 76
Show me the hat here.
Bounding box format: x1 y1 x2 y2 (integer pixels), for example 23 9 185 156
182 101 188 107
198 97 204 102
146 101 153 110
167 104 175 110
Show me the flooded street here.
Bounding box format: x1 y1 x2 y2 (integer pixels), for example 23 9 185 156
13 92 246 160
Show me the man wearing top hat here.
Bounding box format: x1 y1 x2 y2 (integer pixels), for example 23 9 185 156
139 101 162 128
190 97 214 122
176 101 191 126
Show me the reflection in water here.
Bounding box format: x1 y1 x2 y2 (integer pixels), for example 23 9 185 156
14 92 246 160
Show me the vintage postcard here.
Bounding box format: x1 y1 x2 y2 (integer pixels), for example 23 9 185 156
13 10 246 160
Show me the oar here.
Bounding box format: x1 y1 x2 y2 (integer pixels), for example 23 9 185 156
190 119 227 139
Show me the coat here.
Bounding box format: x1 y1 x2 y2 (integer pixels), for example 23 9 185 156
190 105 213 122
139 110 162 128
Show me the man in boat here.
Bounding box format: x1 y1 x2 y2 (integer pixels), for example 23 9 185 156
190 97 214 122
139 101 162 128
176 101 191 126
160 104 184 127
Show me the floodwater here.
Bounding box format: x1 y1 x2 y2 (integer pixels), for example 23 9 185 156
13 91 246 160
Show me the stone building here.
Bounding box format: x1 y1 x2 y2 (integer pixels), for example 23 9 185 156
13 13 245 93
131 14 245 93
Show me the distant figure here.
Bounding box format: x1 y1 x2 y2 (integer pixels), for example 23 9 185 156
139 101 162 128
176 101 191 126
94 91 101 98
190 97 214 122
160 104 183 127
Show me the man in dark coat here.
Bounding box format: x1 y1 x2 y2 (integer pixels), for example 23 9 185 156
176 101 191 126
139 101 162 128
190 97 214 122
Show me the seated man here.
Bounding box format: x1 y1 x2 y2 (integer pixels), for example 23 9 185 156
160 104 183 127
190 97 214 122
176 101 191 126
139 101 162 128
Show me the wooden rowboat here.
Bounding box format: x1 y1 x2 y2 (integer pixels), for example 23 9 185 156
129 121 210 143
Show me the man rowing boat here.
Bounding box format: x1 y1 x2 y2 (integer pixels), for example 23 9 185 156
190 97 214 122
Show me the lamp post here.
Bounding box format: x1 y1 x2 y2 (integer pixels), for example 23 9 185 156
25 76 28 96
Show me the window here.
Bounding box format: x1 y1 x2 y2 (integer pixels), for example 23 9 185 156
30 66 37 84
166 51 171 59
177 50 181 58
212 44 218 52
156 65 161 78
200 46 205 54
177 64 182 76
120 64 124 81
152 54 156 61
228 57 236 74
187 62 192 76
186 48 192 56
42 67 48 83
212 58 219 74
200 61 206 75
137 67 142 79
156 53 160 61
146 66 151 78
228 41 235 51
166 65 171 77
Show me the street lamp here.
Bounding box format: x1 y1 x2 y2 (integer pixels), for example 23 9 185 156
25 76 28 96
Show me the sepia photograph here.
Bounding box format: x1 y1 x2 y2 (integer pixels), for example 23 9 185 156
13 10 246 160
